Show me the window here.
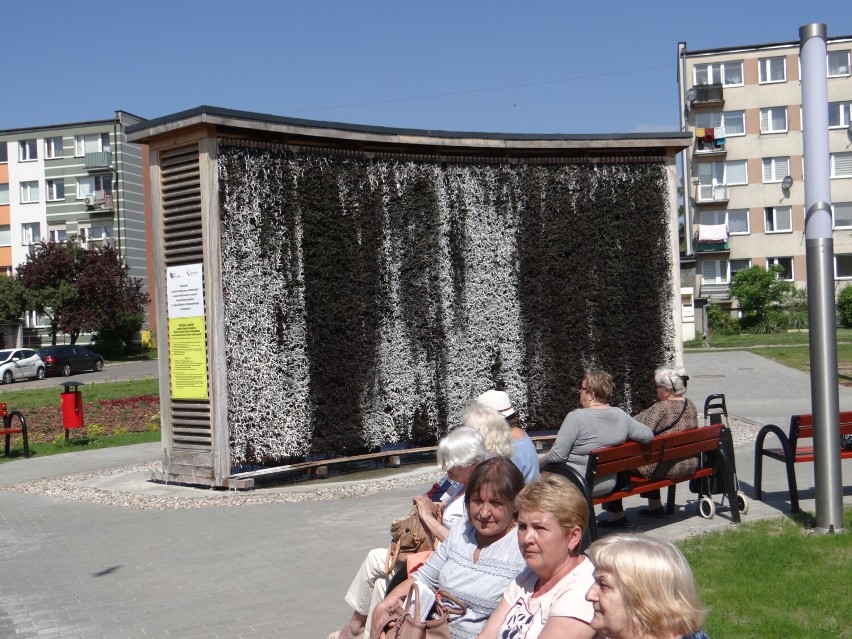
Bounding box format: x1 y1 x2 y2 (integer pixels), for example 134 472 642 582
694 110 745 136
79 222 114 246
699 210 726 225
24 310 46 328
831 152 852 178
76 175 112 199
760 107 788 133
765 206 792 233
829 102 852 128
828 50 851 77
46 179 65 201
834 202 852 229
836 255 852 279
767 257 793 280
730 259 751 278
0 143 7 163
762 157 790 183
0 225 10 246
725 160 747 185
728 209 750 234
44 136 63 159
18 139 37 161
759 57 787 83
20 181 39 203
74 133 110 156
694 61 743 86
701 259 729 284
48 223 67 243
21 222 40 245
0 184 8 205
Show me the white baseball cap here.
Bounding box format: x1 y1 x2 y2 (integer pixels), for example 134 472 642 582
476 389 516 418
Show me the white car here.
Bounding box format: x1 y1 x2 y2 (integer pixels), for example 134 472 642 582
0 348 46 384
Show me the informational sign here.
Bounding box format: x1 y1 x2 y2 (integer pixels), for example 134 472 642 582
166 265 209 400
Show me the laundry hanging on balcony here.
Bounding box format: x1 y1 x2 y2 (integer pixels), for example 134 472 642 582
702 128 715 143
696 224 729 242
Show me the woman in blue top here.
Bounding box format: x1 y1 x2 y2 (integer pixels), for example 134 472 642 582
585 534 710 639
371 457 527 639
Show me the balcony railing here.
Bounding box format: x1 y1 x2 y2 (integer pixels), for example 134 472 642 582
694 126 726 154
696 241 730 253
696 185 729 203
85 151 113 170
691 83 724 104
84 191 114 211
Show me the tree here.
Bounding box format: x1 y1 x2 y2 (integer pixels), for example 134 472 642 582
0 276 27 324
729 265 793 330
75 244 149 353
17 241 83 344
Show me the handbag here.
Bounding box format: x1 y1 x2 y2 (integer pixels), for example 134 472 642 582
386 584 467 639
385 504 441 573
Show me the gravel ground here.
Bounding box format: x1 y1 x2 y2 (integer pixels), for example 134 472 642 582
2 415 762 511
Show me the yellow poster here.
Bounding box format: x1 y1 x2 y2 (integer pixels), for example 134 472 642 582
168 316 209 400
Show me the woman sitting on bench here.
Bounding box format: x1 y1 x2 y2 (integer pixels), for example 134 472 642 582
600 368 699 528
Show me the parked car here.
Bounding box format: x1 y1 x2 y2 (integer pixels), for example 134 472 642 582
0 348 46 384
37 345 104 377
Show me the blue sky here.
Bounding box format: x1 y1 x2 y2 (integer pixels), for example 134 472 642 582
4 1 851 134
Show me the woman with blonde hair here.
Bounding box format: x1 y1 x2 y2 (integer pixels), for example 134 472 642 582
585 533 709 639
477 475 596 639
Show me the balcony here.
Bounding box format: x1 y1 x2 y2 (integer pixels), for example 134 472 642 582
84 191 114 211
85 151 112 170
699 282 731 299
689 83 724 105
694 126 726 155
696 185 729 204
696 241 730 253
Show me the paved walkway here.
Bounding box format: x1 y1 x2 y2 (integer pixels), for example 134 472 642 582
0 351 850 638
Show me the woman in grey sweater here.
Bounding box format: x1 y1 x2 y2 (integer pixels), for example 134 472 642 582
540 370 653 500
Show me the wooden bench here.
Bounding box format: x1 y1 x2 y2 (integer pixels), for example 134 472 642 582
0 402 29 458
544 423 741 541
753 411 852 513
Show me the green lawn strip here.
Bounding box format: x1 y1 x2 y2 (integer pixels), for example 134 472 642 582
0 429 161 463
679 509 852 639
0 377 159 411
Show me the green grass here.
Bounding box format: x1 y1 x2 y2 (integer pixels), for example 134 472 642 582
685 329 852 378
1 429 161 462
678 508 852 639
0 377 159 411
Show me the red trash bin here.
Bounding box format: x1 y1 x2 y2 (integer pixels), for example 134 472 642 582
59 382 85 439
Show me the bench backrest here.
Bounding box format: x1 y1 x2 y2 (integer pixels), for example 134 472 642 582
790 412 852 443
587 423 723 483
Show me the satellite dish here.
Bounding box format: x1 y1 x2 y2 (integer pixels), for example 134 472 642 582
782 176 793 191
686 88 697 103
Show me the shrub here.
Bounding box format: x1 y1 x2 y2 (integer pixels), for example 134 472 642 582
730 265 793 329
707 304 740 335
86 423 106 438
838 286 852 326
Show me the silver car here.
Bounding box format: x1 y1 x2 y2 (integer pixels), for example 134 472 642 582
0 348 46 384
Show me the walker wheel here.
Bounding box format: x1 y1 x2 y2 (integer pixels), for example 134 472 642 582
698 496 716 519
737 491 749 514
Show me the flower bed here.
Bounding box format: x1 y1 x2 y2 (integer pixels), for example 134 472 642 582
19 395 160 443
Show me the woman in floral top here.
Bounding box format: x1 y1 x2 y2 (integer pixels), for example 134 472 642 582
585 534 710 639
599 368 699 527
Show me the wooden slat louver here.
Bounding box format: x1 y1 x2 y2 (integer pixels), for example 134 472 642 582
160 145 212 450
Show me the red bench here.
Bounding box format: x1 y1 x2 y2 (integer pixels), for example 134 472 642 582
0 402 29 458
753 411 852 513
544 423 741 540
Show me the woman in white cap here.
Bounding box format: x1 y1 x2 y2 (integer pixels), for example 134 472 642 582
477 389 540 482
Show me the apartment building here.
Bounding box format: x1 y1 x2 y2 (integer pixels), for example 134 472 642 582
0 111 152 346
677 37 852 313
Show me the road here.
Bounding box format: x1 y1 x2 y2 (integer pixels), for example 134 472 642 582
0 358 159 393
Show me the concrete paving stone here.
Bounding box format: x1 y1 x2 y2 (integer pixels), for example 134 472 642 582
0 351 850 638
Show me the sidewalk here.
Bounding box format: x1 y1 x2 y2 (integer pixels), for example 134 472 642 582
0 351 849 638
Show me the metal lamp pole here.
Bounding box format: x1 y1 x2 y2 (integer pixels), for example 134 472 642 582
800 23 845 533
